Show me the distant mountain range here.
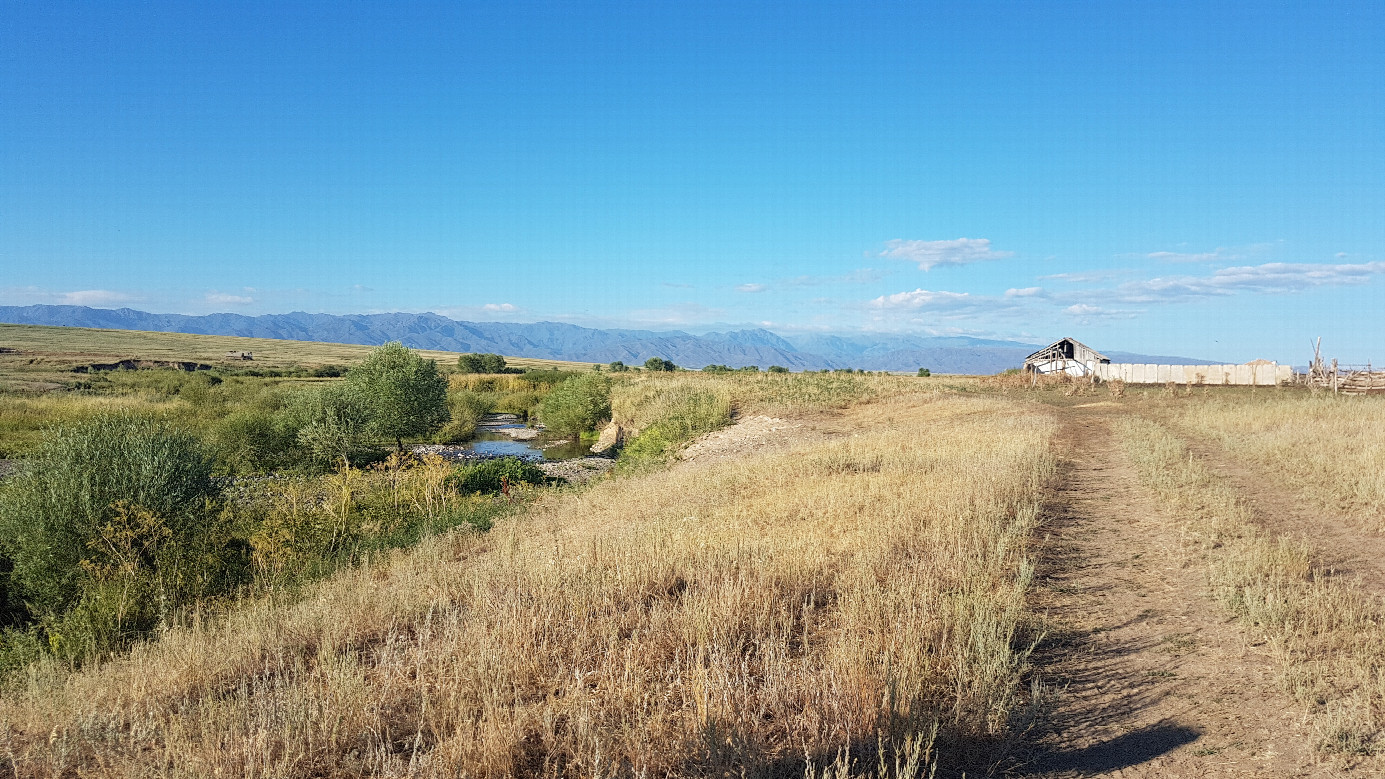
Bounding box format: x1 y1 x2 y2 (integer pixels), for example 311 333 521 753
0 305 1216 374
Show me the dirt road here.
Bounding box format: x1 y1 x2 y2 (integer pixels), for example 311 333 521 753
1017 403 1336 778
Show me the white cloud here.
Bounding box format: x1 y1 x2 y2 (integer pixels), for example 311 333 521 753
205 292 254 305
1142 242 1276 264
60 289 137 306
1062 303 1138 323
869 288 979 311
1113 261 1385 303
879 238 1014 271
626 302 725 325
1005 286 1044 298
778 268 884 287
1147 250 1227 263
1039 270 1121 283
1064 304 1104 316
482 302 517 312
735 283 767 293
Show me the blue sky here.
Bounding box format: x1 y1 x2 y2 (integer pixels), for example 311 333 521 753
3 1 1383 363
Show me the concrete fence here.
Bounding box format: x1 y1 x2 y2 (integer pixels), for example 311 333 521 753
1091 362 1291 386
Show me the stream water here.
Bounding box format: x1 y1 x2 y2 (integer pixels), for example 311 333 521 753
452 414 592 461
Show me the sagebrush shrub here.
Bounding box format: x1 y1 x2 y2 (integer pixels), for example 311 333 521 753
0 415 244 657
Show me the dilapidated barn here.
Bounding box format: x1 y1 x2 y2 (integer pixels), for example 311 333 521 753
1025 337 1109 376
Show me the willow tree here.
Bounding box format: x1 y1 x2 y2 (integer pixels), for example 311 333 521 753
347 342 450 452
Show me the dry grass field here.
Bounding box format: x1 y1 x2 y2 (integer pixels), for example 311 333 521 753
1117 414 1385 759
1165 392 1385 530
0 381 1054 777
0 323 583 385
8 327 1385 777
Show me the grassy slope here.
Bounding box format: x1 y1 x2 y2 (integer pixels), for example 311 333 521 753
0 376 1054 777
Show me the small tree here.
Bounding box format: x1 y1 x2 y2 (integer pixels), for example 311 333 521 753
917 368 931 377
702 364 731 373
608 361 627 373
348 343 450 452
767 365 788 374
644 357 677 372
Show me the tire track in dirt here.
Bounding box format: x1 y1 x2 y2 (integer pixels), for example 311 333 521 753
1016 405 1333 778
1160 426 1385 596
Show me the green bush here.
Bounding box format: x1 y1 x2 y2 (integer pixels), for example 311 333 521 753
213 406 298 473
0 552 21 629
435 389 494 442
617 386 732 470
767 365 789 374
0 415 244 658
446 457 550 495
539 373 612 435
643 357 677 372
917 368 931 377
101 369 222 398
520 369 580 386
493 390 543 417
608 361 628 373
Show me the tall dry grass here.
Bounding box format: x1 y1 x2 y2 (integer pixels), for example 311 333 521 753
1162 393 1385 530
1117 416 1385 758
611 371 919 432
0 392 1053 777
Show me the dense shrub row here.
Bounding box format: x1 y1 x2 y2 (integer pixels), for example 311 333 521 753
0 413 544 668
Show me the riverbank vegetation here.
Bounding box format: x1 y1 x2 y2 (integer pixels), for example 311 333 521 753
0 342 625 671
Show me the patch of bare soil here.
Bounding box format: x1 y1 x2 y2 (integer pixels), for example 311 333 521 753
535 456 615 485
678 414 835 465
1017 406 1333 778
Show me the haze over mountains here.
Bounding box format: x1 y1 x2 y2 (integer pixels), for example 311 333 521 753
0 305 1214 373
